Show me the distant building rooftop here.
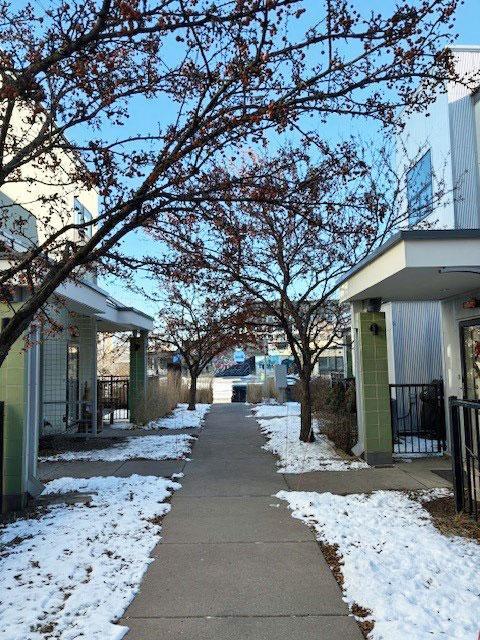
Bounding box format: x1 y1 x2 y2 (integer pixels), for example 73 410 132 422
215 356 256 378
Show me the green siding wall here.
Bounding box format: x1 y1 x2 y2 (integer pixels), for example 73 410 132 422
359 312 392 465
129 333 147 424
0 304 27 509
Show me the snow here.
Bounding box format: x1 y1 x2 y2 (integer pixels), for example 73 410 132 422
39 433 194 462
253 405 367 472
145 403 211 430
109 420 134 430
394 436 444 457
0 474 180 640
277 489 480 640
252 402 300 418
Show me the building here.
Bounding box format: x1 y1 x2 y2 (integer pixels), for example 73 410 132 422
252 313 343 378
339 46 480 465
0 107 153 512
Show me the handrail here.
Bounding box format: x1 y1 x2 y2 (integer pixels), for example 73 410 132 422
449 395 480 520
449 397 480 410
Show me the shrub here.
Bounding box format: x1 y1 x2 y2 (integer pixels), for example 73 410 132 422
247 379 279 404
310 377 358 455
178 376 213 404
247 383 263 404
133 376 180 424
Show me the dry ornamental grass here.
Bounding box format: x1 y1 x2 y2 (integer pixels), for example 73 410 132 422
134 376 213 424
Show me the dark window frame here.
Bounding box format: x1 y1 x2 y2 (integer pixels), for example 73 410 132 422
74 197 93 239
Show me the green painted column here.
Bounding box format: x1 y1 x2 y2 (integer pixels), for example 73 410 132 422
359 312 392 466
0 305 28 512
129 331 148 425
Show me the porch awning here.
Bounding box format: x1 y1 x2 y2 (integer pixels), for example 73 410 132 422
58 279 153 331
97 297 154 332
339 230 480 303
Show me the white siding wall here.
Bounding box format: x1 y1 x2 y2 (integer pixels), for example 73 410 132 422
388 49 480 393
441 290 480 400
212 378 233 403
397 89 455 229
440 290 480 444
398 48 480 231
1 102 98 247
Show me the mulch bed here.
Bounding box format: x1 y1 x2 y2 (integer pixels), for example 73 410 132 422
318 540 374 638
422 494 480 543
38 434 121 457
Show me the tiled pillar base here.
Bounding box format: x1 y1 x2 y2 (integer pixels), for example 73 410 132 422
129 331 148 424
359 312 393 466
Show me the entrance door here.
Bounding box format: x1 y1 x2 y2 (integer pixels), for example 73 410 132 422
66 343 80 428
461 321 480 400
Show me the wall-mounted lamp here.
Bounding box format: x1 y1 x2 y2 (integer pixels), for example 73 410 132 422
369 323 380 335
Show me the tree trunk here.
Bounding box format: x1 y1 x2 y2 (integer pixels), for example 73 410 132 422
187 375 197 411
299 374 315 443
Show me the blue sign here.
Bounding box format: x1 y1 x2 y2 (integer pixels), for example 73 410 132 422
234 349 246 363
172 354 181 364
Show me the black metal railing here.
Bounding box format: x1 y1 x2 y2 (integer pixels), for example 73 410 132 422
328 373 355 392
449 396 480 521
98 376 129 423
390 382 446 455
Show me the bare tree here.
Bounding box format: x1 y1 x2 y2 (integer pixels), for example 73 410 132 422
154 279 256 410
0 0 467 368
154 140 451 441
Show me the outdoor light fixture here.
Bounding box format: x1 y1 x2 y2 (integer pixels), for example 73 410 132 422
366 298 382 312
369 323 380 335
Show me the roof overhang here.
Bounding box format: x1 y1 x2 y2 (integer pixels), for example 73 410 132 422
97 300 153 332
57 279 108 315
339 230 480 303
58 280 153 331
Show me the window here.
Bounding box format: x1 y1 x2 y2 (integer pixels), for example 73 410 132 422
74 198 93 239
318 356 343 372
406 150 433 225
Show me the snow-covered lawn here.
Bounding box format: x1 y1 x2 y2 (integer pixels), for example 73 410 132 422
39 433 194 462
0 474 180 640
252 403 367 472
252 402 301 419
146 403 211 430
109 420 134 430
277 489 480 640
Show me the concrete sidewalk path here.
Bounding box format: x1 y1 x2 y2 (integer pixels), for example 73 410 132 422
121 403 363 639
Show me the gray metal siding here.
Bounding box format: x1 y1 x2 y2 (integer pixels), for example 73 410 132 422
448 49 480 229
391 302 443 384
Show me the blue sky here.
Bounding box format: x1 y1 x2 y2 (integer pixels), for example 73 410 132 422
102 0 480 318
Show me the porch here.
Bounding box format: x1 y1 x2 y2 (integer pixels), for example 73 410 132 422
39 302 152 438
339 229 480 516
0 280 153 513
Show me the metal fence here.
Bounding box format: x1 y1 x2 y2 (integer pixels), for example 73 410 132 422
43 399 96 434
98 376 130 423
389 382 446 455
449 396 480 521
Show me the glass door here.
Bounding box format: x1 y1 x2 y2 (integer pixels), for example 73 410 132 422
461 322 480 400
